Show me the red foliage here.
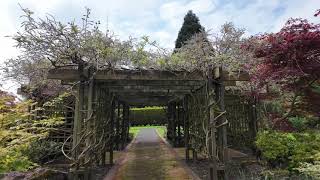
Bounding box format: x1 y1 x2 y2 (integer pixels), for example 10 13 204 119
268 113 295 132
302 83 320 116
272 118 295 132
242 11 320 125
244 16 320 91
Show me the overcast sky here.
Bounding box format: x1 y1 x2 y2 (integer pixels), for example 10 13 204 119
0 0 319 93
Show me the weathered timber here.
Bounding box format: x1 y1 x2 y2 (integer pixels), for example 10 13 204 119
85 78 94 163
216 83 228 160
214 67 228 180
48 68 249 81
102 85 200 91
109 100 115 165
214 68 249 81
115 102 120 150
97 80 205 87
208 67 218 180
72 65 85 168
115 92 178 97
110 89 191 94
177 102 181 146
183 96 190 161
117 97 170 106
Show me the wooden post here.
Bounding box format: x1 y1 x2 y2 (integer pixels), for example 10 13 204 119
72 69 85 169
184 96 190 161
167 103 173 141
177 102 181 146
109 99 115 165
214 66 228 179
215 67 228 163
115 102 120 150
125 105 130 142
101 88 109 166
85 78 94 164
190 95 197 162
121 103 126 149
172 102 177 147
208 67 218 180
248 96 258 149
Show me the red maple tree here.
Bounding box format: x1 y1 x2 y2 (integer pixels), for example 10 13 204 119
248 17 320 90
243 10 320 122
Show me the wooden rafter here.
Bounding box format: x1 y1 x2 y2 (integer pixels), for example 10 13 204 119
48 68 249 82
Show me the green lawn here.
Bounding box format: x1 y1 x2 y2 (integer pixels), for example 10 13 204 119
129 125 167 138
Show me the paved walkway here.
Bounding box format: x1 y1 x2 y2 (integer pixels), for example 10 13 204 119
104 128 197 180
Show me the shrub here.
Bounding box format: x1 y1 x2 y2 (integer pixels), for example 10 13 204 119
289 116 307 132
295 161 320 179
0 92 68 173
25 140 63 164
0 146 36 173
256 131 295 165
305 116 320 129
256 131 320 170
290 133 320 168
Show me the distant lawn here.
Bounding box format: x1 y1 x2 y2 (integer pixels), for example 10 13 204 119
129 125 167 138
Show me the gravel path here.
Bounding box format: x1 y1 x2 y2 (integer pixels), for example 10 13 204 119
104 128 197 180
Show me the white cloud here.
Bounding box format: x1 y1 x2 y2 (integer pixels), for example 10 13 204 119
160 0 216 29
201 0 320 35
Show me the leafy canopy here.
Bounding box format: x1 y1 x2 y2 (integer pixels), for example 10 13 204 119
243 17 320 92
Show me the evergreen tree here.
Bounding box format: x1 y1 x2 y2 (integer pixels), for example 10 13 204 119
175 10 205 49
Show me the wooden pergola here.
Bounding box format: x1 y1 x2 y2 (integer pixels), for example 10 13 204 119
48 66 250 180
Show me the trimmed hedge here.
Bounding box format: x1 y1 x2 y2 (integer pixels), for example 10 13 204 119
129 107 166 126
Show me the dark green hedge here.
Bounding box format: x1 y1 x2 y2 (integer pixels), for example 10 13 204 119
129 107 166 126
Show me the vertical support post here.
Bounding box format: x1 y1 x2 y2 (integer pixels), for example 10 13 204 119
177 102 181 146
121 103 126 149
126 105 130 142
248 96 258 151
172 102 177 147
72 73 85 169
101 88 108 166
167 103 172 141
208 66 218 180
115 102 120 150
216 67 228 163
214 66 228 179
184 96 190 161
85 78 94 164
109 99 115 165
190 96 197 162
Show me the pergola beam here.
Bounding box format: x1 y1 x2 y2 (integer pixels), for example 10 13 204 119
103 85 198 91
96 80 205 87
110 89 191 94
117 97 170 106
48 68 249 82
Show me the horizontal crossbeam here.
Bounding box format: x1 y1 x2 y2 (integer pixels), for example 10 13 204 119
103 85 199 91
117 96 170 106
48 68 249 82
96 80 206 87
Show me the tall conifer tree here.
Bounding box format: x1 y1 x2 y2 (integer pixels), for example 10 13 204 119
175 10 205 49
